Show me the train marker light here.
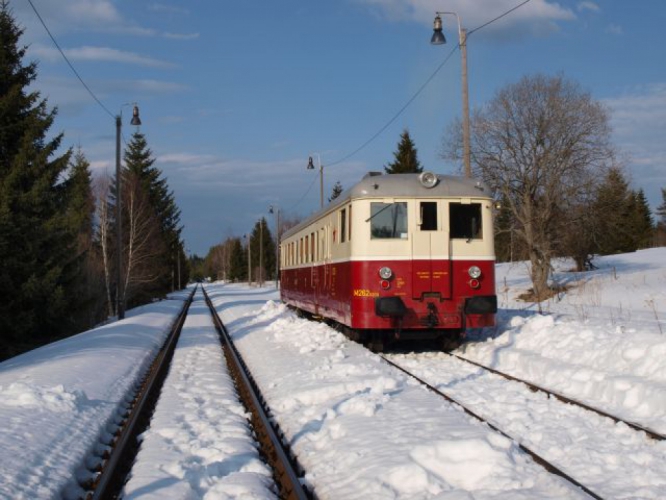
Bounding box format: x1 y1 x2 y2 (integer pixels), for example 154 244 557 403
418 171 439 188
379 266 393 279
469 279 480 289
381 280 391 290
468 266 481 279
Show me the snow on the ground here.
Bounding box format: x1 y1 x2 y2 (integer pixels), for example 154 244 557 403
386 352 666 499
0 248 664 499
123 289 275 499
464 248 666 434
207 286 586 499
0 293 190 499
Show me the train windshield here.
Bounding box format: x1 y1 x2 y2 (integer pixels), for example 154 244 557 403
450 202 482 239
370 202 408 239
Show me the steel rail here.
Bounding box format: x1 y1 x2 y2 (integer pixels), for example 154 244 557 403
202 287 310 500
380 354 604 500
89 286 196 499
450 353 665 441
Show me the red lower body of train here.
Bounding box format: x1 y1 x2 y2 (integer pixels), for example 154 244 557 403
280 257 497 346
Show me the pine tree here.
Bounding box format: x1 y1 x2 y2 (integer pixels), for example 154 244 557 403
593 168 635 254
384 129 423 174
656 188 666 246
249 219 276 285
228 238 247 282
631 189 654 249
122 131 183 303
0 2 73 358
656 188 666 228
61 148 105 330
329 181 344 202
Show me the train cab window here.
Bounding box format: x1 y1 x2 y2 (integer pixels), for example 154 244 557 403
419 202 437 231
450 203 482 239
340 208 347 243
369 202 408 239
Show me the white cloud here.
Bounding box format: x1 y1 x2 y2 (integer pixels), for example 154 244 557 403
149 3 190 16
606 24 623 35
577 2 600 12
354 0 575 35
163 32 200 40
30 44 176 69
15 0 168 39
131 79 188 93
604 84 666 207
61 0 122 25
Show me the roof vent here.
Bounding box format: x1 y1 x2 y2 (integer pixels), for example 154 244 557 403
363 171 383 179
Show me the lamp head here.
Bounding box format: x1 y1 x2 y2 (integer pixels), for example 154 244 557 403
431 14 446 45
307 156 315 170
130 105 142 126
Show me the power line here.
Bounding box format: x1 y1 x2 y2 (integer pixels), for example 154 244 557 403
26 0 115 119
326 0 534 168
327 45 458 168
468 0 532 36
288 170 319 211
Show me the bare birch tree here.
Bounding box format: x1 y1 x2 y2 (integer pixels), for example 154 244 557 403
121 172 164 310
94 174 115 317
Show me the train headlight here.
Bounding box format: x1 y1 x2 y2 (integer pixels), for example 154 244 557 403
379 266 393 280
418 171 439 188
468 266 482 279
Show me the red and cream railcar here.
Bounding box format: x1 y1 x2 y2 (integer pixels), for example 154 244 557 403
279 172 497 348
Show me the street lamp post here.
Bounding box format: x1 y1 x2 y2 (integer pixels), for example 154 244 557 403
307 154 324 209
259 220 263 287
431 12 471 178
244 234 252 286
115 104 141 320
269 205 281 288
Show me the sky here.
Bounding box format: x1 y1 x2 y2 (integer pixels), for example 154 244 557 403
8 0 666 256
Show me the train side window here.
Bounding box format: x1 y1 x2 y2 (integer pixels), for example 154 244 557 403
369 202 408 239
450 203 482 239
419 202 437 231
311 232 315 261
306 235 310 262
340 209 347 243
348 205 352 241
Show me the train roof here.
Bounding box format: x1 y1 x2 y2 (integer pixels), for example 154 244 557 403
343 172 490 199
282 172 492 240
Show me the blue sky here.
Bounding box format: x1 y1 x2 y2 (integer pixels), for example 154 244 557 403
10 0 666 255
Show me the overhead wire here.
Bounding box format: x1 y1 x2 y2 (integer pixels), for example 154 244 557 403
26 0 115 119
468 0 533 37
289 170 320 210
325 0 534 168
326 45 458 168
28 0 532 212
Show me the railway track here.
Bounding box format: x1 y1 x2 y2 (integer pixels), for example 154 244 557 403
379 354 605 500
81 287 196 499
381 349 666 500
448 352 665 441
79 287 309 500
202 287 310 500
